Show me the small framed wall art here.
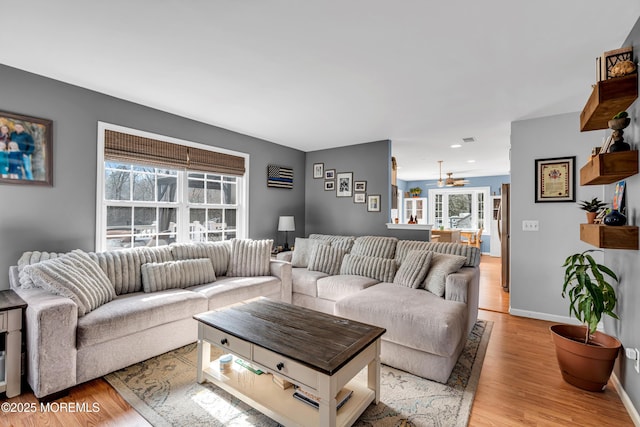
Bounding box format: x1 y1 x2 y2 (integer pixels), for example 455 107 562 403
336 172 353 197
324 169 335 180
313 163 324 179
367 194 381 212
354 180 367 192
0 110 53 186
324 180 335 191
354 193 366 203
534 156 575 203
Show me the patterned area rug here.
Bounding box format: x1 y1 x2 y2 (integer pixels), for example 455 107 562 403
105 320 492 427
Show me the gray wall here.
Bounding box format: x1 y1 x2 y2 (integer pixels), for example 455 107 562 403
0 64 305 287
305 140 393 237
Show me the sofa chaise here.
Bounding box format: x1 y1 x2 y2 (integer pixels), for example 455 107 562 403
9 239 291 399
278 234 480 382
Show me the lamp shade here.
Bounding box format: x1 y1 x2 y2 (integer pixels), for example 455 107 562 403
278 216 295 232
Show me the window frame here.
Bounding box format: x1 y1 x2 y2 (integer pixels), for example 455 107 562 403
96 122 249 251
427 186 491 233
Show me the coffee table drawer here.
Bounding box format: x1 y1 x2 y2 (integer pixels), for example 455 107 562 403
204 327 251 359
253 346 318 389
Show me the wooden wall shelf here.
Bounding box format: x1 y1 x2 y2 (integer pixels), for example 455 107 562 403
580 150 638 185
580 224 639 250
580 74 638 132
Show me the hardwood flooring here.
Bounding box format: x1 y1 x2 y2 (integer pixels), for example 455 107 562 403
0 255 634 426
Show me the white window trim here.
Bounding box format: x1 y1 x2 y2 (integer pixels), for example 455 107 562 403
95 121 250 251
427 186 491 233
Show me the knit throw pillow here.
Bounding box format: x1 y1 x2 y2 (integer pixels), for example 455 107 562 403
291 238 331 268
141 258 216 292
17 251 66 288
423 253 467 297
393 250 433 288
307 244 348 276
227 239 273 277
22 249 115 317
340 254 397 283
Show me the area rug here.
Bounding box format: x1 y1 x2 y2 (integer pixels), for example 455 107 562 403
104 320 492 427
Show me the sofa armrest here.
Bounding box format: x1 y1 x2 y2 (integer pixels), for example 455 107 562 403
276 251 293 262
10 268 78 398
270 259 292 304
445 266 479 335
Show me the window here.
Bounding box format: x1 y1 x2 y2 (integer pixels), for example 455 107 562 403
428 187 490 232
96 123 248 251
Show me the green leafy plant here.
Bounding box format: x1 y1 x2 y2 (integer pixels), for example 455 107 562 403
578 197 607 213
409 187 422 196
562 250 618 344
613 111 629 119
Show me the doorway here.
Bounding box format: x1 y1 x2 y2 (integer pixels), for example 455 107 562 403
478 255 509 313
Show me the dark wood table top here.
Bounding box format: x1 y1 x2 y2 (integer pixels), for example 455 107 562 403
0 289 27 311
194 298 385 375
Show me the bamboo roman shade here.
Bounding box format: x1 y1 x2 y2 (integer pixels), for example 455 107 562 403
104 130 245 176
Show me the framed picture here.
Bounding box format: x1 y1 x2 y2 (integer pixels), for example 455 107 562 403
313 163 324 179
613 180 626 212
336 172 353 197
354 193 366 203
354 180 367 192
367 194 381 212
0 111 53 186
324 180 335 191
534 156 575 203
324 169 335 180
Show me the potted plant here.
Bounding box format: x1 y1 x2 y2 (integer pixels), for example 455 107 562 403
550 250 621 391
409 187 422 197
578 197 607 224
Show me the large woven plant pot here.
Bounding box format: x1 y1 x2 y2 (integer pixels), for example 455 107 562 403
550 324 621 392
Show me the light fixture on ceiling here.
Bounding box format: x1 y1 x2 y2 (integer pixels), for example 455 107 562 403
437 160 445 187
462 137 476 143
450 144 462 148
445 172 470 187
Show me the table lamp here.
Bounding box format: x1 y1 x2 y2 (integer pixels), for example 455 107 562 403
278 216 295 250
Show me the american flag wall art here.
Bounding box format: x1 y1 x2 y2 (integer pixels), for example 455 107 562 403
267 165 293 189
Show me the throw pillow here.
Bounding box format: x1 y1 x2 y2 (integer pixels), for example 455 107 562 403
291 238 330 268
17 250 65 288
423 253 467 297
170 241 231 276
393 250 433 288
22 249 115 317
141 258 216 292
227 239 273 277
307 244 348 275
340 254 397 283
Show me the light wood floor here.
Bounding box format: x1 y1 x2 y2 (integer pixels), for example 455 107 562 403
0 256 634 426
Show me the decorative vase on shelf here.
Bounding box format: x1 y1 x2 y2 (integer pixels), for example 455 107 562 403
603 209 627 226
586 212 597 224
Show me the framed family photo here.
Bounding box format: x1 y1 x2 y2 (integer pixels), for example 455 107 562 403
354 180 367 192
336 172 353 197
534 156 575 203
324 169 335 180
0 111 53 186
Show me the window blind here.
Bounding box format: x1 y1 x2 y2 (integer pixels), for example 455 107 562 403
104 130 245 175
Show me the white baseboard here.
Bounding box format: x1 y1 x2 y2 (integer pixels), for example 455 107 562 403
508 308 581 326
612 373 640 426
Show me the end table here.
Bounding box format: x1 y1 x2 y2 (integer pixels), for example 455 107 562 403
0 290 27 398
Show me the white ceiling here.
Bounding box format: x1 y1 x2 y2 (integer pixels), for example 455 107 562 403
2 1 639 181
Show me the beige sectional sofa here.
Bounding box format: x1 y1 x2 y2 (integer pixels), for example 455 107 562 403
278 234 480 382
9 239 291 399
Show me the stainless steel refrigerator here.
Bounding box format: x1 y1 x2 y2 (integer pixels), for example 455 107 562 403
498 183 510 292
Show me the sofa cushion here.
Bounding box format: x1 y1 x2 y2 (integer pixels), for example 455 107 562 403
393 250 433 288
292 268 328 297
291 238 330 268
395 240 480 267
169 241 230 276
340 254 397 283
141 258 216 292
77 289 208 348
307 244 348 275
190 276 282 310
335 283 467 357
88 246 174 295
423 253 467 297
23 249 116 317
316 275 379 301
350 236 398 259
227 239 273 277
308 234 355 252
17 251 66 288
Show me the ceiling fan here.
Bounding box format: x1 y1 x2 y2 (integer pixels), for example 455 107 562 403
445 172 470 187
